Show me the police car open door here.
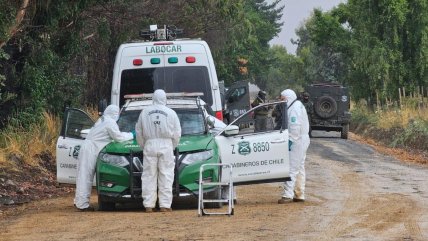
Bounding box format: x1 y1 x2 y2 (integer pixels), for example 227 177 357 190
56 108 94 184
215 101 290 185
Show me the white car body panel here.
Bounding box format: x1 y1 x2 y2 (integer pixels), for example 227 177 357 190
56 108 95 185
216 130 289 184
56 137 82 184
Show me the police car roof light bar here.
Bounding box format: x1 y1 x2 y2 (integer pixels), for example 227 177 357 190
139 25 184 41
124 92 204 100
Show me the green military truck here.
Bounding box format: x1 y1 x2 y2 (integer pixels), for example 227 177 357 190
304 83 351 139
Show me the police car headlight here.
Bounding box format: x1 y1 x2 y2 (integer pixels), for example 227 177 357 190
100 153 129 167
182 150 213 165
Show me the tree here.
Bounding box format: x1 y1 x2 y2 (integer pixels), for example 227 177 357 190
263 45 303 96
294 0 427 102
0 0 285 128
295 8 351 86
0 0 30 48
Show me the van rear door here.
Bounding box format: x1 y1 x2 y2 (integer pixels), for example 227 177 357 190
111 41 222 117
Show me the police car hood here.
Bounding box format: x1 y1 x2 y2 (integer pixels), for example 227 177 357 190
102 135 214 154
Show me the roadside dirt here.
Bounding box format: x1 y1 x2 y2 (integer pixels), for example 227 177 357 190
0 131 427 240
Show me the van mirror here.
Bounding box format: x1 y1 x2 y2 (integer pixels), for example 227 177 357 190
98 99 107 116
224 125 239 136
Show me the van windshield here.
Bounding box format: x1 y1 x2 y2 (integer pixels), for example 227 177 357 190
120 67 213 107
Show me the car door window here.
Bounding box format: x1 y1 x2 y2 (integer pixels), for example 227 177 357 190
229 102 285 134
62 109 94 139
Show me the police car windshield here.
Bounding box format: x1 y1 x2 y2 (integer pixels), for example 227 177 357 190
118 108 206 135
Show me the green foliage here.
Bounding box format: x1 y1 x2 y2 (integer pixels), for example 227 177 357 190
264 45 304 96
295 8 352 86
0 48 9 86
213 0 284 86
350 103 378 126
0 0 98 127
0 1 17 43
0 0 282 128
296 0 428 103
351 99 428 152
391 119 428 150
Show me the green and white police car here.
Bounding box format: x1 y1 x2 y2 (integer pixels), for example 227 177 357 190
56 94 290 210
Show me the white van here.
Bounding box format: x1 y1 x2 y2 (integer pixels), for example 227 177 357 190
110 26 223 120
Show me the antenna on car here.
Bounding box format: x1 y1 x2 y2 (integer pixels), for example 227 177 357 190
139 25 184 41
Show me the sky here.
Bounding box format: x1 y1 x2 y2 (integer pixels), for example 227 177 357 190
268 0 346 55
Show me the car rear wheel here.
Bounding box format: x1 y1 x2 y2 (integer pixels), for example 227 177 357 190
315 96 338 119
341 124 349 139
98 195 116 211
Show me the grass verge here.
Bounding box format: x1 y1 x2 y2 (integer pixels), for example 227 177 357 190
350 100 428 165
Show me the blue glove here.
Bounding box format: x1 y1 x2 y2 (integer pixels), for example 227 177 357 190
131 130 136 139
288 140 293 151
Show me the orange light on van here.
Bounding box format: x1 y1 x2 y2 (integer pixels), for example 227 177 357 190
133 59 143 66
186 56 196 63
215 111 223 121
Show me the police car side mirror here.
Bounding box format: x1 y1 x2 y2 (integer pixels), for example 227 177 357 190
224 125 239 136
206 116 216 128
80 129 90 139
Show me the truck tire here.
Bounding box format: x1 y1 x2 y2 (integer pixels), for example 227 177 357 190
315 96 338 119
98 195 115 211
341 124 349 139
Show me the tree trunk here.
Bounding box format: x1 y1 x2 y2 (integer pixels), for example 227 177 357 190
0 0 30 48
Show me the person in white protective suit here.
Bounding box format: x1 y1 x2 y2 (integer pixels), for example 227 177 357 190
135 89 181 213
74 105 133 211
278 89 310 203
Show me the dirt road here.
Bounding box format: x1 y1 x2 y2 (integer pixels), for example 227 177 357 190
1 131 427 241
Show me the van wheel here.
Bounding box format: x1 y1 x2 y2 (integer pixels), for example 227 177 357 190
98 195 115 211
341 124 349 139
205 187 223 209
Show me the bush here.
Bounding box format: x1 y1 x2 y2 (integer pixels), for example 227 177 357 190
391 119 428 150
350 100 428 153
0 112 60 170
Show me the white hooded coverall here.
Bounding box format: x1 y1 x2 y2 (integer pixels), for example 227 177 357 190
135 90 181 209
74 105 133 209
281 89 310 200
